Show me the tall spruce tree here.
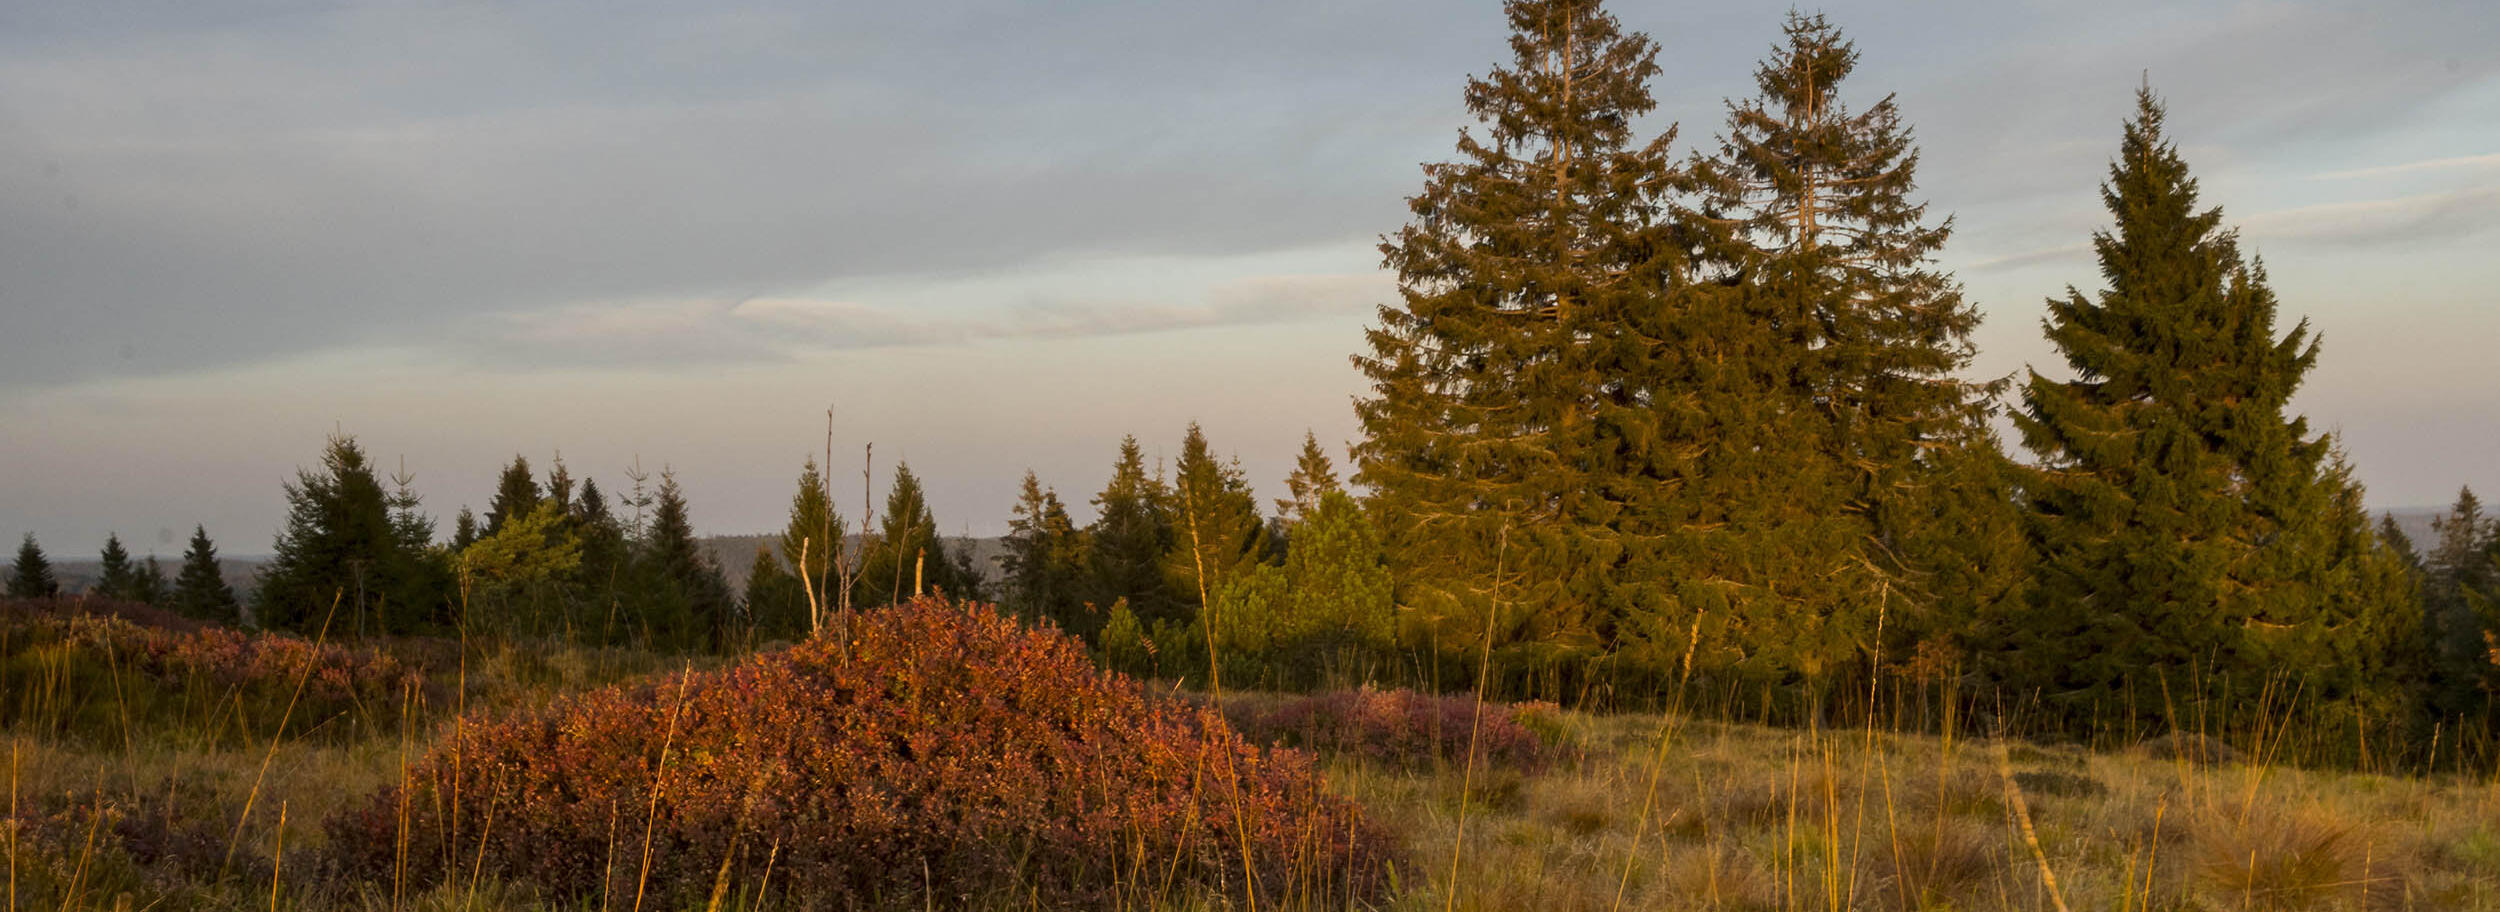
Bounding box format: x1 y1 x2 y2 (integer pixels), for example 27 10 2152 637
637 468 732 651
2423 487 2495 721
9 534 58 599
483 455 542 537
1003 471 1090 637
1276 431 1343 524
131 556 169 607
1672 12 2022 707
1354 0 1679 691
742 545 805 644
451 508 481 552
255 434 444 634
2012 90 2416 740
855 463 965 606
173 525 241 625
776 457 844 635
94 534 138 600
1089 436 1177 626
1163 423 1269 622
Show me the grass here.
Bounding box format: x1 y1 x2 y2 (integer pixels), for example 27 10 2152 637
7 601 2500 910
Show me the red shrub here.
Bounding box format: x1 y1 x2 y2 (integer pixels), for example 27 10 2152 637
1226 688 1557 774
325 597 1394 909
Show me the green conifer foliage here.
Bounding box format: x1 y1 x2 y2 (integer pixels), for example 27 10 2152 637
776 457 845 635
1276 431 1342 524
451 508 481 552
9 534 59 599
2423 487 2495 720
456 501 582 638
634 468 733 651
1355 0 1679 691
94 533 137 600
172 525 240 625
855 463 965 608
483 455 542 537
132 556 169 606
1004 471 1091 638
254 434 445 634
1089 436 1176 625
1212 491 1396 690
742 544 806 644
2012 91 2416 741
1163 423 1269 621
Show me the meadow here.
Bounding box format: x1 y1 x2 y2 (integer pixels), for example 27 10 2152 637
6 597 2499 911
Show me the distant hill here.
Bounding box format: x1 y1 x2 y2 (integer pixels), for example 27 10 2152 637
698 534 1006 595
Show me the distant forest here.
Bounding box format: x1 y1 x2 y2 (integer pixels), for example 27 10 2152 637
11 6 2499 766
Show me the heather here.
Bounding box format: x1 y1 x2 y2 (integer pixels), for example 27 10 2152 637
324 597 1394 910
1223 688 1559 774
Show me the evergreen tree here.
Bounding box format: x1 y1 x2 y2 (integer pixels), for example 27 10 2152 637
132 556 169 606
568 476 632 644
2011 90 2416 741
639 468 733 651
742 545 806 643
255 434 443 634
2422 487 2495 720
1212 491 1396 689
544 455 576 516
1163 423 1269 622
1275 431 1342 523
855 463 966 607
94 533 138 600
483 455 541 537
8 534 58 599
2380 513 2423 573
1004 471 1091 636
451 508 481 552
1354 0 1679 691
775 457 845 635
456 501 581 639
172 525 240 625
1670 11 2022 709
1089 436 1177 626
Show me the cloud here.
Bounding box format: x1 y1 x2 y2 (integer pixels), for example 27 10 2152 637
468 272 1390 368
2242 185 2500 247
2309 152 2500 182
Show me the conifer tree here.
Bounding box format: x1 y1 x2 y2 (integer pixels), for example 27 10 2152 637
776 457 844 634
8 534 58 599
855 463 965 607
1276 432 1342 524
451 508 481 552
637 468 733 651
1212 491 1396 689
484 455 542 537
1089 436 1176 625
131 556 169 607
1003 471 1090 635
94 533 137 600
544 455 575 516
172 525 240 625
2423 487 2495 720
255 434 442 633
2012 90 2416 738
1163 423 1269 623
742 545 806 643
1354 0 1680 690
568 476 631 644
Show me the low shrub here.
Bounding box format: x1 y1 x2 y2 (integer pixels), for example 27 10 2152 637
324 597 1394 910
1226 687 1556 774
0 600 421 746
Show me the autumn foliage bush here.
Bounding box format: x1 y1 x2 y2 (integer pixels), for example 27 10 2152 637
0 598 419 745
1226 687 1559 774
325 597 1394 910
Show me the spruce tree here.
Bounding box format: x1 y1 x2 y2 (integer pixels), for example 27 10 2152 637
9 534 58 599
854 463 964 607
1276 431 1342 523
1003 471 1090 635
742 545 805 643
451 508 480 552
1212 491 1396 689
2423 487 2495 720
94 533 137 600
1354 0 1679 690
133 556 169 606
255 434 440 633
568 476 631 644
483 455 541 537
1089 436 1176 626
638 468 732 651
1672 12 2021 707
776 457 845 634
2012 90 2416 740
1163 423 1269 622
172 525 240 625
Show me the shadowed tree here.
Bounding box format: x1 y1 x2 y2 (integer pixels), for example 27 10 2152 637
9 534 58 599
1088 436 1176 626
855 463 968 608
483 455 541 538
172 525 241 625
94 533 137 600
1003 470 1090 637
254 434 447 634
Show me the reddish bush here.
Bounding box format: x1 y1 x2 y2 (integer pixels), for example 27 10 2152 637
0 600 419 744
1226 688 1558 774
325 597 1394 910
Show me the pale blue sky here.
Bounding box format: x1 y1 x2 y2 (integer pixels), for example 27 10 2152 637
2 0 2495 556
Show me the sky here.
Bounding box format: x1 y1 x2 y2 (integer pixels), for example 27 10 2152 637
2 0 2495 558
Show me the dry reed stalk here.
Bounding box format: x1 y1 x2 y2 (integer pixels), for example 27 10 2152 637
1180 483 1260 911
222 590 342 879
270 801 287 912
1993 738 2072 912
630 665 694 912
1443 521 1505 912
6 739 15 912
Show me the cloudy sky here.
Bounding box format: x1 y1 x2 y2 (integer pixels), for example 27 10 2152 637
2 0 2495 557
